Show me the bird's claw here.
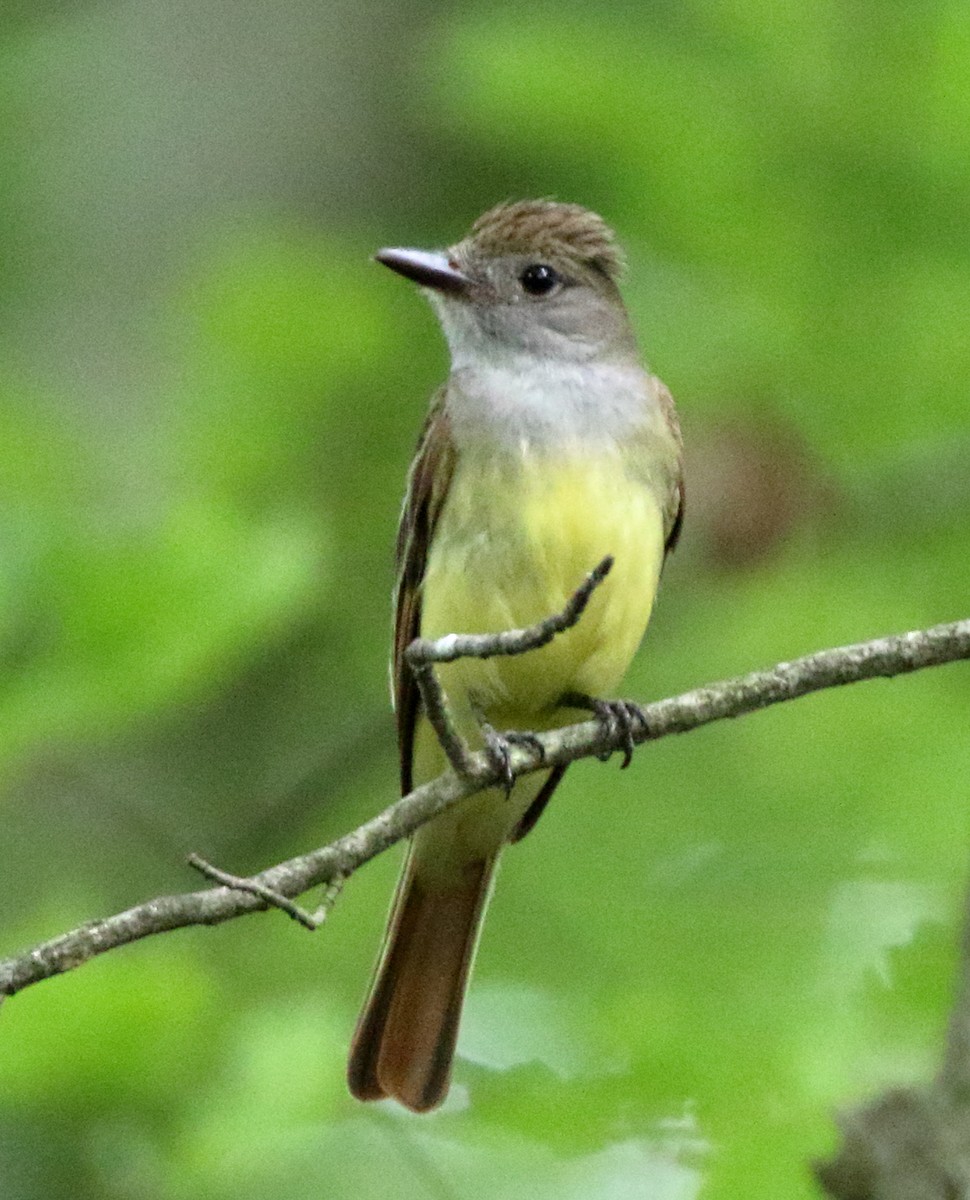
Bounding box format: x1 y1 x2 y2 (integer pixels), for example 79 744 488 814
504 730 546 763
563 693 647 768
479 726 544 797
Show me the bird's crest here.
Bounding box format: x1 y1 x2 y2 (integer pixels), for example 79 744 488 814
464 200 625 280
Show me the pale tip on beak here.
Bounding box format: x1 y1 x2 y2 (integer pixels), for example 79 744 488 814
374 248 471 295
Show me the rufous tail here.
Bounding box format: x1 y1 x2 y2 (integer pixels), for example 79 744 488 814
347 855 495 1113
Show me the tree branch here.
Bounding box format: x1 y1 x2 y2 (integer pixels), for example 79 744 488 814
1 612 969 1002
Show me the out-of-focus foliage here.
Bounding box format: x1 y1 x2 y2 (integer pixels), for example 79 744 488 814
1 2 969 1197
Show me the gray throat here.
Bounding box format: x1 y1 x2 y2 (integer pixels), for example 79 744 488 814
446 357 659 454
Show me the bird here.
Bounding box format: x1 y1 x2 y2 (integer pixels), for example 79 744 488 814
348 200 684 1112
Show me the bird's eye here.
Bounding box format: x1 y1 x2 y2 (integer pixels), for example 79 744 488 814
519 263 560 296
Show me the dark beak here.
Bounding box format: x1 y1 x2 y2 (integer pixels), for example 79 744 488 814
374 248 471 295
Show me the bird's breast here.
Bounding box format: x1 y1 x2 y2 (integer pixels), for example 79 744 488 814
420 445 666 725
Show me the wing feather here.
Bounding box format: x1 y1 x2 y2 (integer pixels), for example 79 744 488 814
393 391 457 795
652 377 685 554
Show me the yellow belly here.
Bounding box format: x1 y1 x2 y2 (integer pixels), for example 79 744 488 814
410 446 665 881
419 446 666 737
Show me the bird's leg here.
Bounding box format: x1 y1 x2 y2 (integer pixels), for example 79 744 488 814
559 692 648 769
470 700 545 798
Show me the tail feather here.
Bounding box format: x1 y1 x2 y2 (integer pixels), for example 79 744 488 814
348 855 495 1113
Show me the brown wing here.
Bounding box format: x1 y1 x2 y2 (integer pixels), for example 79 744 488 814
653 377 685 554
393 390 457 795
665 475 685 554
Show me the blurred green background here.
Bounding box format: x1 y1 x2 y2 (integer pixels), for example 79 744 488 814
2 1 969 1196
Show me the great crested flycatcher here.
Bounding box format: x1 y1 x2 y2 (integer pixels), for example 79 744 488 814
348 200 684 1112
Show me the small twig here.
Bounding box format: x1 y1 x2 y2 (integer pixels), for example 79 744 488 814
408 554 614 666
406 657 475 776
187 854 327 930
404 556 614 778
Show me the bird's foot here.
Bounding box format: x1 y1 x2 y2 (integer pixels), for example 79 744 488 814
476 721 544 797
560 693 647 769
503 730 546 763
